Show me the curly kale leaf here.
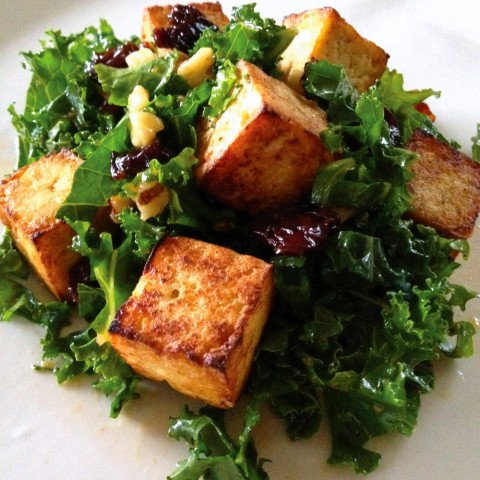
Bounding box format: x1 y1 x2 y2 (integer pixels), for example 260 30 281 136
196 3 294 72
0 230 140 418
167 400 268 480
9 21 123 167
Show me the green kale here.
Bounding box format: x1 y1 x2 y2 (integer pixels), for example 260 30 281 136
241 54 478 475
250 233 475 473
203 60 239 118
311 157 391 212
166 81 213 148
117 208 166 261
67 330 141 417
9 21 123 168
167 400 268 480
0 232 38 321
120 147 236 235
95 51 179 106
306 62 427 232
0 230 139 417
194 3 296 118
195 3 295 73
56 116 130 222
375 69 439 142
66 220 142 337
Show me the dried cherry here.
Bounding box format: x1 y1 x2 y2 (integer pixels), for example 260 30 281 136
90 42 139 73
153 5 217 52
251 206 340 256
111 139 175 180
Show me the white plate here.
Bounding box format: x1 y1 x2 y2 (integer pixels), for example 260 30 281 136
0 1 479 479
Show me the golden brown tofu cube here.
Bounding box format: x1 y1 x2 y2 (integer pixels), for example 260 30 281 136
195 59 331 215
277 7 389 93
406 129 480 238
0 150 82 301
109 236 274 408
141 2 229 42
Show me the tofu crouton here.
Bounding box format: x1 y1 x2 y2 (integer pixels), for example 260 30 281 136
277 7 389 93
406 129 480 238
109 236 274 408
195 60 331 215
141 2 229 42
0 150 82 301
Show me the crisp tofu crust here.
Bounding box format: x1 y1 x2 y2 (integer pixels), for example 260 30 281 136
0 150 82 301
406 129 480 238
109 236 274 408
278 7 389 93
141 2 229 42
195 59 331 215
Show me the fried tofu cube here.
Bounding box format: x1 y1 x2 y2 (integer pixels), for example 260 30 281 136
141 2 229 42
0 150 82 301
406 129 480 238
109 236 274 408
195 60 331 215
277 7 389 93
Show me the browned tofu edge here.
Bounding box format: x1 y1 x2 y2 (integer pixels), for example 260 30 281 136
406 129 480 238
109 236 275 407
279 7 389 93
195 60 332 215
0 150 83 301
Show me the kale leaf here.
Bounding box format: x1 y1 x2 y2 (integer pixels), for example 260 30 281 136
168 400 268 480
0 230 140 417
9 21 123 168
196 3 295 73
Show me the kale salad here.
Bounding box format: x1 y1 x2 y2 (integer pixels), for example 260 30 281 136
1 2 479 479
